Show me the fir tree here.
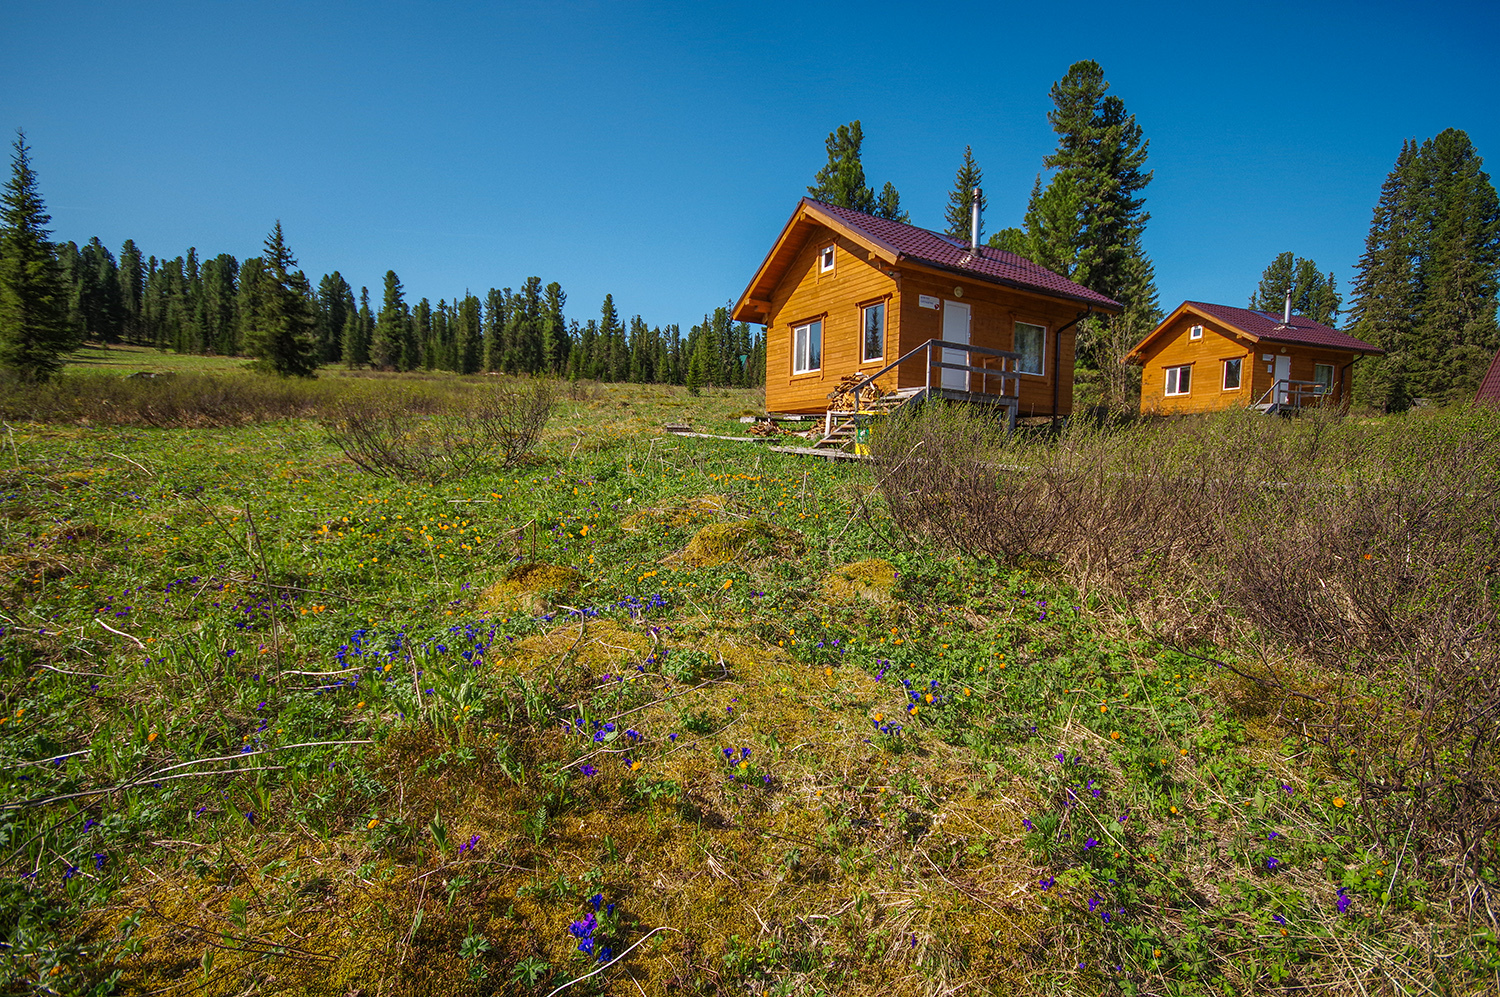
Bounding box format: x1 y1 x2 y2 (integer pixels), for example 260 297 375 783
243 222 319 377
542 281 568 373
1350 131 1500 407
1250 253 1341 326
944 146 987 243
0 131 70 381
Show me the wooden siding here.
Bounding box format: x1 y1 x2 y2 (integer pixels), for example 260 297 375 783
1138 312 1359 414
764 225 896 413
893 269 1081 418
762 226 1087 415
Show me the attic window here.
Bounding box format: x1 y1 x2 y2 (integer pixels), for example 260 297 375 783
820 245 835 273
1190 324 1204 340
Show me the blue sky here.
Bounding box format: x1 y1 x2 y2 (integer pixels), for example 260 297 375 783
3 1 1496 332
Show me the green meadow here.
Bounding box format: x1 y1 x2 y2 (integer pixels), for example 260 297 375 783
1 351 1496 996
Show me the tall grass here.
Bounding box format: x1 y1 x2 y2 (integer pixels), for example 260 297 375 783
869 403 1500 901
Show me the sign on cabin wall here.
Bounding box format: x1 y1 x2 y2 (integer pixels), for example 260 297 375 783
919 295 940 309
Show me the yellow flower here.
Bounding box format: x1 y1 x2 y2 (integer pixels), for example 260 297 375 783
147 731 158 743
1333 796 1346 808
631 760 642 772
367 818 379 829
1110 731 1121 740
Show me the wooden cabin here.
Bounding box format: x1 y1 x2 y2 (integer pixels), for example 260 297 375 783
733 198 1121 418
1476 346 1500 404
1124 301 1383 415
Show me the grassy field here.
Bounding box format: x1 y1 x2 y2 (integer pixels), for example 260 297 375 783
0 361 1496 996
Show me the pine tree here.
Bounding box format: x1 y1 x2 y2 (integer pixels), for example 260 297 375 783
243 222 319 376
808 121 877 213
0 131 72 381
944 146 987 242
118 239 144 343
316 272 354 363
202 254 239 354
874 182 910 223
1000 62 1160 407
1250 252 1341 326
483 288 508 372
597 294 624 381
412 297 433 370
372 270 408 370
456 292 482 374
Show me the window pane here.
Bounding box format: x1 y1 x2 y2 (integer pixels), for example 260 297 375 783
1016 322 1045 375
863 304 884 361
1165 367 1177 394
1314 364 1334 393
808 321 822 370
793 324 807 373
1223 358 1241 390
1180 365 1191 393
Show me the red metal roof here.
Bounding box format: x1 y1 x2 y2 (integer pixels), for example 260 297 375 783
1185 301 1382 353
1477 346 1500 404
808 199 1122 310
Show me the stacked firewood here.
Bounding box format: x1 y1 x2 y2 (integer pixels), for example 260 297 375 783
746 420 784 437
828 373 886 411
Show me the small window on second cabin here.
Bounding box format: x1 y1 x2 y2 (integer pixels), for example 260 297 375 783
1313 363 1334 394
1190 324 1204 340
862 302 885 362
1015 322 1046 375
1165 364 1192 396
820 245 835 273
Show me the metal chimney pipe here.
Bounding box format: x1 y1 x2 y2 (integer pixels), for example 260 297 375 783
1283 289 1292 324
971 187 982 252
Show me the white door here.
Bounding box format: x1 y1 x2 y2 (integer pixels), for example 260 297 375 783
1274 355 1291 403
942 301 970 391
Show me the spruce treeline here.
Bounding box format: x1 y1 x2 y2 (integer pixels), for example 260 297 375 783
1348 129 1500 410
47 228 764 386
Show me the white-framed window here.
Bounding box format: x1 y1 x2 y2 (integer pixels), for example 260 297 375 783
1190 324 1204 340
1165 364 1192 396
792 319 822 374
1015 321 1046 375
819 245 835 273
1313 363 1334 394
1223 357 1242 391
861 302 885 362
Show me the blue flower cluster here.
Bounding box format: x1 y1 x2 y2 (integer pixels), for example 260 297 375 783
568 893 616 962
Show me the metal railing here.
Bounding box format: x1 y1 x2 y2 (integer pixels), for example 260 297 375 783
1252 378 1336 411
826 338 1021 409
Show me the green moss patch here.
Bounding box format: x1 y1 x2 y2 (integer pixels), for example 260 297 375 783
476 562 583 614
678 520 805 567
823 559 898 605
